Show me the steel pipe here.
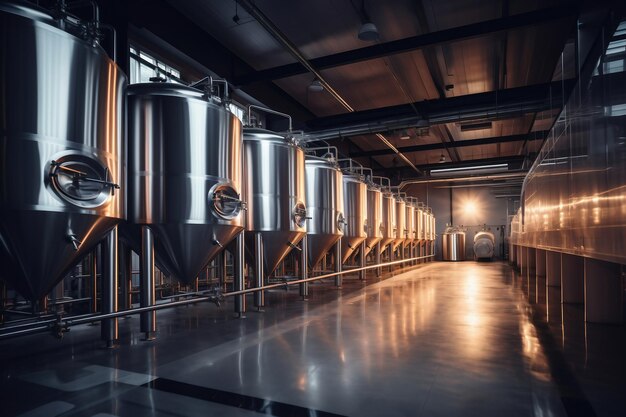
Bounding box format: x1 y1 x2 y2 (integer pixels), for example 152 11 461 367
140 226 156 340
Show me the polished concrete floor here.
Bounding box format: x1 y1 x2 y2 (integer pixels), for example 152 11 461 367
1 261 624 416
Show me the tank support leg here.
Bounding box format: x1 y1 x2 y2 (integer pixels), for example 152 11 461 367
300 235 309 299
90 249 98 314
359 241 367 280
101 226 118 348
234 232 246 317
120 245 133 310
254 232 265 310
375 242 382 277
335 240 342 288
140 226 156 340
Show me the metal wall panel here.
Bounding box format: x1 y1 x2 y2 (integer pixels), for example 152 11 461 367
515 22 626 264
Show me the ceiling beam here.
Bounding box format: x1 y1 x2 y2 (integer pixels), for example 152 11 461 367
350 131 549 158
233 5 577 86
303 79 574 140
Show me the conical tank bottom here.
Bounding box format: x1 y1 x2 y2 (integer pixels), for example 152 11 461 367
0 210 118 300
307 233 341 269
122 223 243 285
363 236 382 257
246 231 306 277
153 224 243 284
341 236 367 263
379 237 394 253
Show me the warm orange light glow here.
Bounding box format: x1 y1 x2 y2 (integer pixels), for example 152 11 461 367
463 200 477 215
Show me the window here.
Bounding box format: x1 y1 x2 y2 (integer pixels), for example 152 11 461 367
129 46 182 84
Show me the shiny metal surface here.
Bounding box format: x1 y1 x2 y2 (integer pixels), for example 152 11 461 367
364 187 383 256
514 23 626 264
341 174 368 262
0 3 126 300
415 206 423 243
393 197 407 250
380 191 397 252
474 231 495 260
442 227 466 261
243 128 306 275
125 82 243 284
405 203 416 242
304 156 344 269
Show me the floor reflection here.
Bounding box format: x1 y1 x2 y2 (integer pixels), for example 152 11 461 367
1 262 624 416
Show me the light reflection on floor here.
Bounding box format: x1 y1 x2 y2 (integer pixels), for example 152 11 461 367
0 261 623 416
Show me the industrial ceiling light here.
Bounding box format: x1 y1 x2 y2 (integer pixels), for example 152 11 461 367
357 0 379 41
400 129 411 140
460 121 493 132
358 22 379 41
308 78 324 92
439 154 446 163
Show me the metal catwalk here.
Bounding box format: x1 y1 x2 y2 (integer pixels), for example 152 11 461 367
1 262 624 417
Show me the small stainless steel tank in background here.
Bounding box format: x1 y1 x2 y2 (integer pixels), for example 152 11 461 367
442 226 466 261
125 79 244 284
0 2 126 301
304 149 344 269
474 230 495 260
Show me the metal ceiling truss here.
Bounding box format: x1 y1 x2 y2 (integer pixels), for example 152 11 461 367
303 80 574 141
350 131 549 158
233 5 578 85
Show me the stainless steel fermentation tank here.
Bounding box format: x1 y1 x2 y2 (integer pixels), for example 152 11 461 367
126 79 245 329
0 2 126 302
242 106 308 306
364 178 383 257
304 149 344 271
380 185 397 254
339 163 368 264
243 130 306 275
393 195 406 252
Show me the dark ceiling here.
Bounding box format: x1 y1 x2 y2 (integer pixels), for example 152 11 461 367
128 0 583 180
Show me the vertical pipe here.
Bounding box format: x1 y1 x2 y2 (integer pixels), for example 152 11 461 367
388 244 394 273
254 232 265 310
52 280 64 314
359 241 367 280
375 242 382 277
90 249 98 314
120 245 133 310
101 226 118 347
300 235 309 299
140 226 156 340
584 259 623 323
222 249 229 292
335 239 342 287
234 232 246 317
